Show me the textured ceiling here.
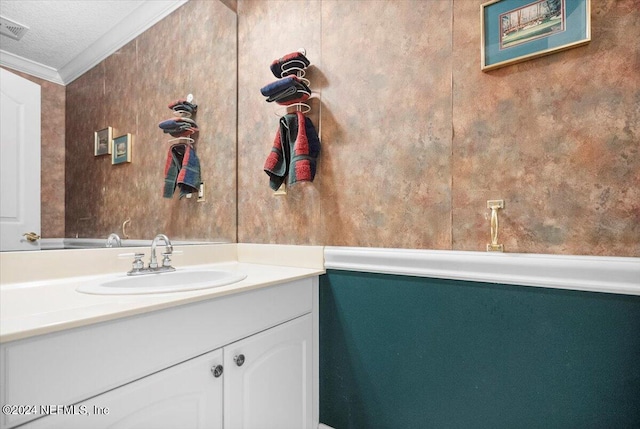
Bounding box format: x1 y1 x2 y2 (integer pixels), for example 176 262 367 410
0 0 186 84
0 1 146 70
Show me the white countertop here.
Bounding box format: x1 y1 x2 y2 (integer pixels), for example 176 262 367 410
1 262 323 343
0 244 325 343
10 242 634 344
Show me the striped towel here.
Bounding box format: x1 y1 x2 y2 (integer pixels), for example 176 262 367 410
264 111 320 191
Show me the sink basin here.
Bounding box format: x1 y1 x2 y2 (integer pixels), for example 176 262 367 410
77 269 247 295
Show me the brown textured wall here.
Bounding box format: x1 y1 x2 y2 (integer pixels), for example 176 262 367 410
237 0 639 257
452 0 640 256
237 0 325 245
1 67 66 239
65 0 237 242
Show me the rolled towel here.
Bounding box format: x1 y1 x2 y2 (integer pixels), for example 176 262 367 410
169 126 199 138
261 75 311 105
272 87 310 106
161 123 191 133
266 86 298 103
168 99 198 114
260 76 300 97
270 51 310 78
159 117 199 137
159 117 197 130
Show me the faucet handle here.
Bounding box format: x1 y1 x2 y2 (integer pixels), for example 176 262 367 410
118 252 141 258
119 251 144 261
161 252 172 267
125 253 146 275
161 252 177 271
132 253 145 268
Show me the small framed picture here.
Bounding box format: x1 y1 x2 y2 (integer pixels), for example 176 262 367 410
481 0 591 71
94 127 113 156
112 134 133 165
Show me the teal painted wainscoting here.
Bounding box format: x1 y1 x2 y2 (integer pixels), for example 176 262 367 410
319 270 640 429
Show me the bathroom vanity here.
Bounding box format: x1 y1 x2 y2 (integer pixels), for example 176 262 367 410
0 245 324 429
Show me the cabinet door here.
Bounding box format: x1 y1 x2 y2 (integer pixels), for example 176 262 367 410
23 349 224 429
224 314 313 429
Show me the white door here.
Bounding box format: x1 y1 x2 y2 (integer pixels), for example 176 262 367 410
23 349 224 429
1 68 41 251
224 314 313 429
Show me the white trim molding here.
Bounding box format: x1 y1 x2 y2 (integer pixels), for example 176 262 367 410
0 50 64 84
324 247 640 296
0 0 187 85
59 0 188 85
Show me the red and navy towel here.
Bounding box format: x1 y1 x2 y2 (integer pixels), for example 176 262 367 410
270 51 310 78
159 117 199 138
168 99 198 114
164 143 201 199
260 75 311 106
264 111 320 191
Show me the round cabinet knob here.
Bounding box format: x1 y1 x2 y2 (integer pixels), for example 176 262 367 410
211 365 223 378
234 354 245 367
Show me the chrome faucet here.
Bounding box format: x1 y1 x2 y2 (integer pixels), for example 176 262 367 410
149 233 174 271
106 233 122 247
124 234 176 276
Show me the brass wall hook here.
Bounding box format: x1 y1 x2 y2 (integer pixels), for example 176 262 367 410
487 200 504 252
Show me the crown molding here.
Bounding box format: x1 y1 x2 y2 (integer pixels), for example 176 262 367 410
59 0 188 85
0 50 64 85
0 0 187 86
324 247 640 296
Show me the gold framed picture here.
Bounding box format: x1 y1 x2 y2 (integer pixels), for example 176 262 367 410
94 127 113 156
481 0 591 71
112 134 133 165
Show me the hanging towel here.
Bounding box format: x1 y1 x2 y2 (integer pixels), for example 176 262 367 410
264 111 320 190
164 143 201 199
270 51 310 78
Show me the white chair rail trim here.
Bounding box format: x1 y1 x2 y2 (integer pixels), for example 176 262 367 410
324 247 640 296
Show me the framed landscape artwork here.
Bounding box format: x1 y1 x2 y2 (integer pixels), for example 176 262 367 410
481 0 591 71
112 134 133 165
94 127 113 156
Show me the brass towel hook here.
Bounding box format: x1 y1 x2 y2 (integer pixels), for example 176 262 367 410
487 200 504 252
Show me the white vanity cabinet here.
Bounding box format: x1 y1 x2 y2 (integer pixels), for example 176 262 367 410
25 349 225 429
224 313 312 429
0 277 317 429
